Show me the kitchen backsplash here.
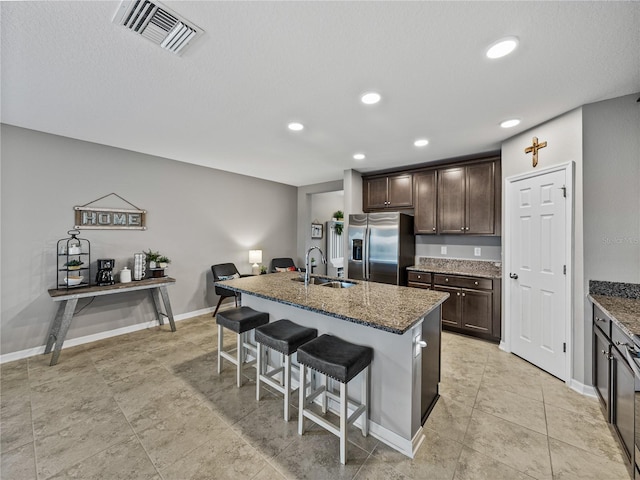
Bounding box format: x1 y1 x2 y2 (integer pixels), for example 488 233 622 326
589 280 640 299
415 235 502 262
415 257 502 278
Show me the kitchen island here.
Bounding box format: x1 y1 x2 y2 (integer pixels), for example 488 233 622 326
216 271 448 457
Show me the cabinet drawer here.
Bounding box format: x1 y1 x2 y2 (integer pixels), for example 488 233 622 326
408 271 431 285
611 321 634 354
593 305 611 337
433 274 492 290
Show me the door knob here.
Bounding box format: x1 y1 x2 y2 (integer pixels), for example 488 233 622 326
509 273 518 279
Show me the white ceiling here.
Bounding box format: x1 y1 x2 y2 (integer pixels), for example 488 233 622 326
2 1 639 187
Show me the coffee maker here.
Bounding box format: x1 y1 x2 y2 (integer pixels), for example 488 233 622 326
96 259 115 286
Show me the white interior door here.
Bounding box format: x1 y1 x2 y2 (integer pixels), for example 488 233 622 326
507 167 569 380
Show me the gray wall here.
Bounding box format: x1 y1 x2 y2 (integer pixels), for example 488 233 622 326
583 93 640 284
310 190 344 275
583 93 640 382
500 93 640 388
296 179 344 268
501 108 586 385
1 125 297 357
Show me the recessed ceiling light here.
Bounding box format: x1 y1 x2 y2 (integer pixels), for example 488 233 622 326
500 118 521 128
360 92 381 105
486 37 519 59
287 122 304 131
353 153 366 160
414 139 429 147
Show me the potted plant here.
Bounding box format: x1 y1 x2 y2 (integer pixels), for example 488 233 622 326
157 256 171 268
260 265 267 275
64 259 84 271
332 210 344 235
143 249 161 269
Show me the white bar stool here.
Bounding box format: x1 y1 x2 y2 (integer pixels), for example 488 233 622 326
216 306 269 387
297 334 373 465
254 319 317 420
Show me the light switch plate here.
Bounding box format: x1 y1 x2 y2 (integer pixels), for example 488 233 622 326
474 247 481 256
440 246 447 255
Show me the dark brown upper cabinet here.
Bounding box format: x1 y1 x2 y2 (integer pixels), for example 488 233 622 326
363 173 413 211
414 170 437 234
437 161 497 235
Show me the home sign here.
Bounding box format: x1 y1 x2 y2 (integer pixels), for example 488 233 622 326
74 206 147 230
73 193 147 230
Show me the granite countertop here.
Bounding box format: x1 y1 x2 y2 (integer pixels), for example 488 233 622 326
408 258 502 279
215 271 449 335
589 280 640 343
589 294 640 342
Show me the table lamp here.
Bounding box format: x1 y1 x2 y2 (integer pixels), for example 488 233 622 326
249 249 262 275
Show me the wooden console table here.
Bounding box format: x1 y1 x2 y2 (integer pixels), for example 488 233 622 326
46 277 176 366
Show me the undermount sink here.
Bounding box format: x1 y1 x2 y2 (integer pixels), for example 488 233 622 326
320 280 356 289
291 276 357 288
291 276 329 285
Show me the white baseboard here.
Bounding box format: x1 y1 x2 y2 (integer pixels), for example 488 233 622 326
318 390 415 458
0 306 219 365
569 378 597 398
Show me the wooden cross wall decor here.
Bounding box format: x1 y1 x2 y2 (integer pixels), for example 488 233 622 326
524 136 547 167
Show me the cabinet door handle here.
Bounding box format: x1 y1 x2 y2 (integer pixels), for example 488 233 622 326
509 273 518 279
465 227 469 231
456 292 460 296
432 227 436 231
474 281 478 285
462 293 466 297
460 227 465 231
445 278 449 282
417 275 421 279
615 340 630 347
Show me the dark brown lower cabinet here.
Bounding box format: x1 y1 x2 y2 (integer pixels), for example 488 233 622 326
435 285 492 333
612 345 635 464
591 303 636 476
436 285 462 328
408 270 501 342
592 324 611 416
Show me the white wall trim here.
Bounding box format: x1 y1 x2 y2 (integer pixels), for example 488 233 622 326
317 387 418 458
569 378 597 398
504 161 575 385
0 306 221 364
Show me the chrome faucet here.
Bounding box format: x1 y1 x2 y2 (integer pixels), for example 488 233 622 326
305 246 327 286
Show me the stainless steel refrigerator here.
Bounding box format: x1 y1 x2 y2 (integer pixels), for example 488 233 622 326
347 212 415 285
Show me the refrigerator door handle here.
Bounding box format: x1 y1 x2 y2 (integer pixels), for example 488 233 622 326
368 226 372 280
364 226 371 280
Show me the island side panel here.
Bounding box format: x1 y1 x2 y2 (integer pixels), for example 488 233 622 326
242 294 418 456
415 307 442 432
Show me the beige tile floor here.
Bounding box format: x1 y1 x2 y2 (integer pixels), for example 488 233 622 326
0 313 632 480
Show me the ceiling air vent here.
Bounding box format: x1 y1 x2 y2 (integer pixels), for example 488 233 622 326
113 0 202 55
